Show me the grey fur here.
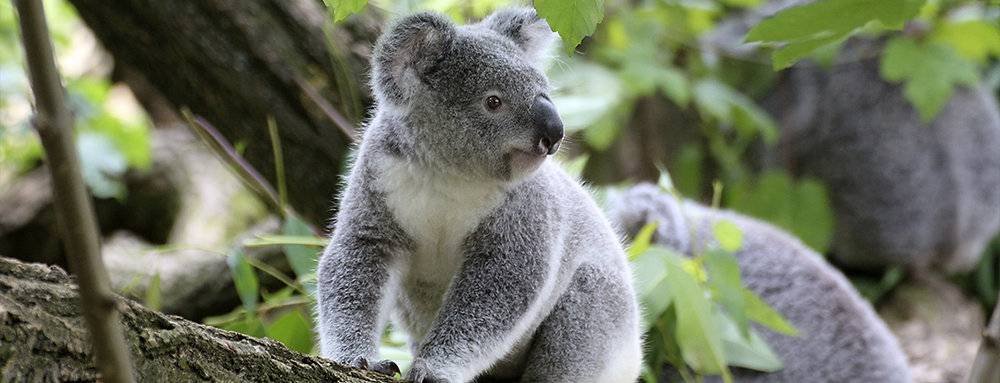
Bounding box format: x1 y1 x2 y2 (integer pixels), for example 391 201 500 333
317 8 641 383
704 1 1000 272
606 184 912 383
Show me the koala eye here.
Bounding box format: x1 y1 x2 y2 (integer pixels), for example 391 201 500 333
485 95 503 111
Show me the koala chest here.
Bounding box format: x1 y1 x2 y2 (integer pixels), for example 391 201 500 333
377 158 505 295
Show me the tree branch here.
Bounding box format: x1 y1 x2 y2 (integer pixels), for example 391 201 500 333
13 0 135 381
0 256 392 382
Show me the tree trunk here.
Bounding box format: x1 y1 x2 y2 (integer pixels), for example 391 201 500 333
66 0 380 228
0 256 391 382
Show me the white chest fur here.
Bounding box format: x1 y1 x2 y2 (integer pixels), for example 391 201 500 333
375 157 506 284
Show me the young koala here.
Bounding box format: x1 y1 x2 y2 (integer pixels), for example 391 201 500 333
316 8 642 383
606 184 912 383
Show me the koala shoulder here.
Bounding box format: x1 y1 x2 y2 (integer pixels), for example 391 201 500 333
607 184 911 382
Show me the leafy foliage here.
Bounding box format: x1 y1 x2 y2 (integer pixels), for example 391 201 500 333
324 0 368 22
633 198 798 382
728 172 834 253
0 0 150 196
881 37 979 121
745 0 924 69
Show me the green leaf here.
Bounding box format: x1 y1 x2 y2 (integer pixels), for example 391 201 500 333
323 0 367 23
693 79 778 144
265 309 315 353
712 221 743 253
705 250 747 337
743 289 799 336
664 254 731 380
717 311 784 372
628 222 659 260
728 171 833 253
282 216 320 279
535 0 605 53
790 179 834 253
144 274 161 311
746 0 924 69
930 20 1000 63
228 249 259 313
631 247 676 328
881 37 979 121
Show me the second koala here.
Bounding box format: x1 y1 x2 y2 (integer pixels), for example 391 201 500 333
316 8 642 383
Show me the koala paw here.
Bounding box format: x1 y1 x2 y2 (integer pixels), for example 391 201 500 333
350 356 401 377
406 359 453 383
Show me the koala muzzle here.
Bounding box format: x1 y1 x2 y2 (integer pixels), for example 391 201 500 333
532 95 564 155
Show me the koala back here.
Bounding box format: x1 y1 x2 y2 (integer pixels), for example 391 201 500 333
607 184 912 382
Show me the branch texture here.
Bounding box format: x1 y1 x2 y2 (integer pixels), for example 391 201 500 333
0 256 393 382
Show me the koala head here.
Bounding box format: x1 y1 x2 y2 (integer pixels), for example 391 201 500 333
371 8 563 181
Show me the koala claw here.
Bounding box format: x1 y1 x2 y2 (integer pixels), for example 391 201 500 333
350 356 400 377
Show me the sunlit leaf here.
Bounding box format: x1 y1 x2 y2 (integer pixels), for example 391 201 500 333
265 309 314 353
631 247 675 327
535 0 605 53
282 216 320 279
629 222 659 260
930 20 1000 63
717 311 784 372
228 249 259 313
664 254 731 380
705 249 747 337
746 0 924 69
712 221 743 253
743 289 799 336
323 0 367 23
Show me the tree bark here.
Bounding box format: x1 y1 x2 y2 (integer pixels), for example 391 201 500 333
0 256 391 382
65 0 380 228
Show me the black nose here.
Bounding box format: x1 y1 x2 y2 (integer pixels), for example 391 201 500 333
531 95 564 155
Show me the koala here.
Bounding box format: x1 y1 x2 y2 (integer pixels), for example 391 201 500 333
606 184 912 383
316 8 642 383
703 1 1000 272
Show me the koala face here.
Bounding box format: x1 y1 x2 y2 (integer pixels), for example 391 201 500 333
371 8 563 181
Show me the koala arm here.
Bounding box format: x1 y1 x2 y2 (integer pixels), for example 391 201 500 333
317 174 409 364
410 195 558 382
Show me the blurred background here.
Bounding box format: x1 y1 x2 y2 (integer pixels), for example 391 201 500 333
1 0 999 382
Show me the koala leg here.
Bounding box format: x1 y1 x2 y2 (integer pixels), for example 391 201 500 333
520 264 642 383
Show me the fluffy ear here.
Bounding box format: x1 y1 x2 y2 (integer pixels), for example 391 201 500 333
371 12 456 105
480 7 558 65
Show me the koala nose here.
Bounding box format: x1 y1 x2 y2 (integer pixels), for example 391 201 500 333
532 95 564 155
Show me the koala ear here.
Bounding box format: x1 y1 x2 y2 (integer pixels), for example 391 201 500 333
371 12 456 105
481 8 559 65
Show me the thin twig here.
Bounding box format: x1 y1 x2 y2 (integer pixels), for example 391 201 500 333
292 73 359 141
13 0 135 381
267 116 289 210
180 109 285 215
